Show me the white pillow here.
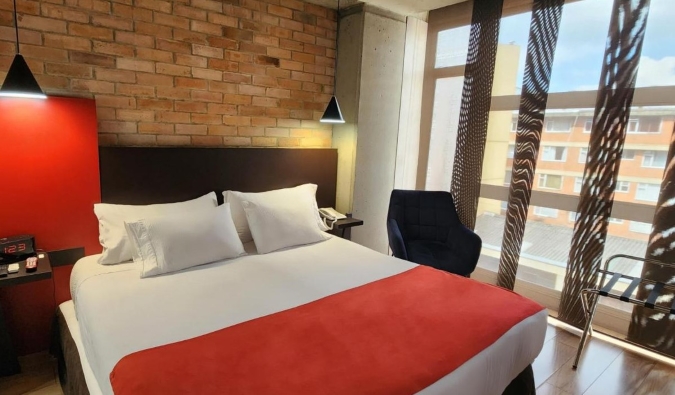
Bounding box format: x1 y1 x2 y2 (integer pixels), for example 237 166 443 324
94 192 218 265
242 196 329 254
224 184 327 243
125 204 245 278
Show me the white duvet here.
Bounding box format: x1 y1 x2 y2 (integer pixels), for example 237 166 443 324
70 236 547 395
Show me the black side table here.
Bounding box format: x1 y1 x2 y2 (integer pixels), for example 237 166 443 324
0 253 52 377
329 217 364 240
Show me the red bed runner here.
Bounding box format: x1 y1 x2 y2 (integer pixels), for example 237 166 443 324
110 266 544 395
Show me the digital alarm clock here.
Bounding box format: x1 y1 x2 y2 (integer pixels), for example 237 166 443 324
0 235 36 264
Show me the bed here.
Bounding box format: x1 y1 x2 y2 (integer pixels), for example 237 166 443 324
53 147 546 395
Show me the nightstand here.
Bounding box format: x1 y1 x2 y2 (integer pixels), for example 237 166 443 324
0 253 52 377
329 217 364 240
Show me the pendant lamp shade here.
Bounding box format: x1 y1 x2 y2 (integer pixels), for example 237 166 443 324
320 95 345 123
0 54 46 99
320 0 344 124
1 0 46 99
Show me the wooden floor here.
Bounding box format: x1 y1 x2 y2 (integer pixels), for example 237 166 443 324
1 324 674 395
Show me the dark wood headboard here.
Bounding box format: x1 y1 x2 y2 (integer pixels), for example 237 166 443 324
99 147 338 208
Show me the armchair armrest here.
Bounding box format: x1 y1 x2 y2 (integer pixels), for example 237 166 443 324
387 218 408 260
445 225 482 276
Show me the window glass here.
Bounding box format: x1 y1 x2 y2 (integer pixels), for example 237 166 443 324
539 174 563 190
635 183 660 202
635 0 675 88
579 147 588 163
542 146 567 162
504 170 512 185
641 150 667 168
546 119 573 133
616 181 631 193
574 177 583 193
493 11 532 96
623 149 636 160
507 144 515 159
548 0 613 92
630 221 652 234
584 120 593 132
425 77 464 191
435 26 470 68
534 207 559 218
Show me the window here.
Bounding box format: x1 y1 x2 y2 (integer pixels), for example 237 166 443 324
534 207 559 218
635 183 660 202
568 211 579 222
504 170 512 185
609 218 624 224
616 181 630 193
630 221 652 234
501 201 508 212
642 151 667 168
435 26 470 68
584 120 593 133
542 146 567 162
574 177 583 193
623 150 635 160
627 119 639 133
545 119 572 133
578 148 588 163
538 174 563 190
511 121 518 132
627 117 662 133
507 144 515 159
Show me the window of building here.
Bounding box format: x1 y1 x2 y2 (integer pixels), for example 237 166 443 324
511 121 518 132
635 183 660 202
542 146 567 162
574 177 583 193
507 144 515 159
534 207 559 218
578 147 588 163
545 119 572 133
568 211 579 222
627 119 639 133
538 174 563 190
609 218 624 224
623 150 636 160
642 151 668 168
630 221 652 234
616 181 630 193
584 120 593 133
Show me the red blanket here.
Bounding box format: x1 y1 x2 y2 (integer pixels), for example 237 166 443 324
110 266 544 395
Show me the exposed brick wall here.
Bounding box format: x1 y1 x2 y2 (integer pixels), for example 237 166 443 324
0 0 336 147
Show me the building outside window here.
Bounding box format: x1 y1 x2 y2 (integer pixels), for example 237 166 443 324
579 148 588 163
630 221 652 234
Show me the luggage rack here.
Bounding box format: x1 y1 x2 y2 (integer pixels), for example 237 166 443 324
573 254 675 369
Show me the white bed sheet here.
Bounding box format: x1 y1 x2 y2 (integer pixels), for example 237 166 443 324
70 236 547 395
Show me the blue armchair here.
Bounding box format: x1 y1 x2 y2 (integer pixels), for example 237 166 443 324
387 190 482 276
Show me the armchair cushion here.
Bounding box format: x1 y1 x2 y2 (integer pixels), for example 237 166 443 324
407 240 475 277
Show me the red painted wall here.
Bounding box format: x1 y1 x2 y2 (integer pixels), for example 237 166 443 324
0 96 100 355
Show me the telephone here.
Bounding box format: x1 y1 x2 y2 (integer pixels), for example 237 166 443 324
319 208 347 221
319 208 346 230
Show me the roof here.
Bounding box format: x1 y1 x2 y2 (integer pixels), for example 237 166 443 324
475 213 648 277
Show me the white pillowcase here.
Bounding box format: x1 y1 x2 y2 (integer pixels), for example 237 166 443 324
94 192 218 265
242 195 329 254
125 204 245 278
224 184 327 244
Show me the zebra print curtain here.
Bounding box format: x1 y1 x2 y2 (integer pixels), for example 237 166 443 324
497 0 565 290
450 0 504 230
558 0 652 328
628 127 675 355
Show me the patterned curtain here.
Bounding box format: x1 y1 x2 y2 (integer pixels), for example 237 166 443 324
497 0 565 290
628 126 675 355
558 0 652 328
450 0 504 230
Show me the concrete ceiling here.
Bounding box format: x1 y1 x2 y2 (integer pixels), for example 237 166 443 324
305 0 467 16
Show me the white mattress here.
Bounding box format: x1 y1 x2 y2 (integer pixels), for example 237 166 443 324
69 236 547 395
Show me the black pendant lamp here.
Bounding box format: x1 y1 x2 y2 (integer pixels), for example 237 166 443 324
0 0 46 99
320 0 345 124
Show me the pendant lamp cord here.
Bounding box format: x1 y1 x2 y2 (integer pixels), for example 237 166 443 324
333 0 339 95
13 0 19 54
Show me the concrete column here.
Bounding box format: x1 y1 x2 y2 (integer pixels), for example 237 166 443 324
332 4 408 253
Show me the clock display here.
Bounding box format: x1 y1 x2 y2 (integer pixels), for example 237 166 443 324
0 235 36 263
